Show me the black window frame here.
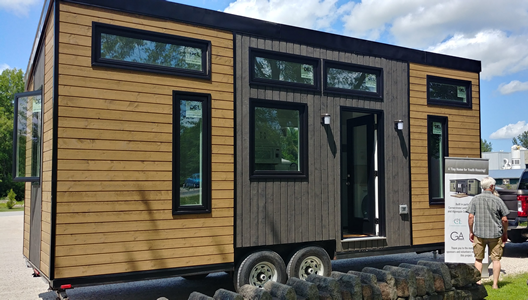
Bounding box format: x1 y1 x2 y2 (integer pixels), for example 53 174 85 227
92 22 211 79
12 90 43 183
427 75 472 108
428 115 449 205
173 91 211 215
323 60 383 99
249 48 320 91
250 99 308 179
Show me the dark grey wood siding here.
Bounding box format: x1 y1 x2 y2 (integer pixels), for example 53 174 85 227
235 34 410 250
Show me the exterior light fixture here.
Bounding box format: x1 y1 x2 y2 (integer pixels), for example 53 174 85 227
394 120 403 131
321 114 331 125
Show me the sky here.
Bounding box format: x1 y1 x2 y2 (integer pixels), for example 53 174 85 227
1 0 527 152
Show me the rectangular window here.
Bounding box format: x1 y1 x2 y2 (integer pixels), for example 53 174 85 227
173 91 211 214
93 22 211 79
427 76 472 108
250 99 308 179
250 49 320 90
428 116 448 205
324 61 382 99
13 90 42 182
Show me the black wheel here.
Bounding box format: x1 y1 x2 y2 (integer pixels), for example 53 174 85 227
182 273 208 280
234 250 286 291
508 230 528 243
286 246 332 280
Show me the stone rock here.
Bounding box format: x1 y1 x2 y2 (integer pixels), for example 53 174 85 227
263 281 297 300
445 263 480 288
306 274 342 300
188 292 214 300
399 263 435 295
331 271 362 300
417 261 453 290
347 271 382 300
383 266 417 298
459 284 487 300
238 284 272 300
213 289 243 300
432 274 445 293
286 277 319 300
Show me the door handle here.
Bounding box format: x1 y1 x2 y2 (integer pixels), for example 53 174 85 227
346 182 350 186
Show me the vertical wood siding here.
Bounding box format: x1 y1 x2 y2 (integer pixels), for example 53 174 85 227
54 3 234 278
409 63 480 245
235 35 411 250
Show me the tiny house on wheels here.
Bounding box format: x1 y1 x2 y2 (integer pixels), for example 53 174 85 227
14 0 482 296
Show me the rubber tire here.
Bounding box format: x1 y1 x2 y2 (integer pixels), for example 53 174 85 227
182 273 208 280
508 230 528 243
234 250 287 291
286 246 332 280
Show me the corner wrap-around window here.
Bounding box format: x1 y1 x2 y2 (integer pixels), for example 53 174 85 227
324 61 382 99
250 49 320 90
13 90 42 182
173 91 211 214
428 116 448 205
92 22 211 79
250 99 308 179
427 75 472 108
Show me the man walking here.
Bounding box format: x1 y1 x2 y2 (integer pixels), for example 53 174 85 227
466 176 509 289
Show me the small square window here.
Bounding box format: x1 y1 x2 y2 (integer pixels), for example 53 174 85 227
250 99 308 179
427 76 472 108
93 22 211 79
249 49 320 91
324 61 383 99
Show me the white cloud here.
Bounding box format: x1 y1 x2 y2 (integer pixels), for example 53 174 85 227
224 0 341 31
0 63 9 73
0 0 39 16
498 80 528 95
490 121 528 139
427 30 528 80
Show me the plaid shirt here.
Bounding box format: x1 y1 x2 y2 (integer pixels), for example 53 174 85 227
466 190 510 238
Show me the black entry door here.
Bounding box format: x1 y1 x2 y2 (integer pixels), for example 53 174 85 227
346 115 376 235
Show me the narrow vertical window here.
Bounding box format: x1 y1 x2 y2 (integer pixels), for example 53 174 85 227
428 116 448 205
13 90 42 182
173 92 210 214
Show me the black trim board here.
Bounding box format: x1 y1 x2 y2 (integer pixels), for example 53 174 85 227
61 0 481 73
49 263 233 290
336 243 444 259
50 0 60 281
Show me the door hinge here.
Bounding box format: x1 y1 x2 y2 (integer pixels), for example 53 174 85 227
374 170 378 177
374 218 380 224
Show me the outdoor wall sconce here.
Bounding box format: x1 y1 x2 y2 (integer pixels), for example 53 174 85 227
394 120 403 131
321 113 331 125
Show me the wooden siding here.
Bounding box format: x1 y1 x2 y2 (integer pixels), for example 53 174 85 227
235 35 411 250
409 63 480 245
40 8 54 277
54 2 234 278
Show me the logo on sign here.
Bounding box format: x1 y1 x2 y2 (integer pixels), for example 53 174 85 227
453 218 462 225
450 231 464 241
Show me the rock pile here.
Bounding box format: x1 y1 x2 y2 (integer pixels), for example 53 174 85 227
187 261 487 300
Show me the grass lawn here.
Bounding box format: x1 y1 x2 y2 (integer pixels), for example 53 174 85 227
0 201 25 212
484 272 528 300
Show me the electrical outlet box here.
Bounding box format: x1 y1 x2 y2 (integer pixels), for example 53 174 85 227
399 204 408 215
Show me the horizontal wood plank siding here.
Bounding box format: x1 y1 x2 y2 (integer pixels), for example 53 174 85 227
55 2 234 278
409 63 480 245
235 34 411 250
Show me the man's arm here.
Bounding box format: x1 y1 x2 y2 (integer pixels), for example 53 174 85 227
468 213 475 242
501 216 508 243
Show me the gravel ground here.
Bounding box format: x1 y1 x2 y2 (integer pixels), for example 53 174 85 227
1 211 527 300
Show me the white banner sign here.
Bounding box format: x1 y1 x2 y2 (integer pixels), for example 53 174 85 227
444 157 489 263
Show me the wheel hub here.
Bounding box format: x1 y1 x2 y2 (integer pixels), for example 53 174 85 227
249 262 277 288
299 256 324 280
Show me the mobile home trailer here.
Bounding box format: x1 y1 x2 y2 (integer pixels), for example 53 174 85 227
14 0 482 294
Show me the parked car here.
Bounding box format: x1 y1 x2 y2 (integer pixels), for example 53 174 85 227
184 173 201 188
496 169 528 243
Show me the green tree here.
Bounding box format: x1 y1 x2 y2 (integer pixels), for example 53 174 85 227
512 131 528 148
481 138 492 152
0 68 25 199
